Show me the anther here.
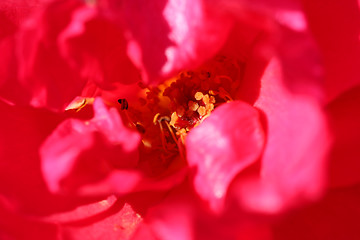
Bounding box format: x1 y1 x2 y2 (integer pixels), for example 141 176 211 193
118 99 129 110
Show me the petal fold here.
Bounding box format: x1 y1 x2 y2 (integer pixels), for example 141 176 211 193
186 101 265 211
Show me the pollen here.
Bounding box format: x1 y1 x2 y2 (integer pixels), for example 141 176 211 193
115 55 242 162
194 92 204 101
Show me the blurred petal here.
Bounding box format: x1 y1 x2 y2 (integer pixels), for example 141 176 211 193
237 58 329 213
302 0 360 102
273 184 360 240
326 86 360 188
132 182 272 240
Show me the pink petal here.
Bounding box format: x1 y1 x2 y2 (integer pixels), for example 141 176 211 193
50 196 142 240
326 86 360 188
237 58 329 213
186 101 265 211
40 98 141 194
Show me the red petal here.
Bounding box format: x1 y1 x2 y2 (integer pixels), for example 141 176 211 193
132 182 272 240
0 0 87 111
59 6 140 87
273 184 360 240
41 98 141 194
326 86 360 188
302 0 360 102
0 100 93 215
186 101 265 211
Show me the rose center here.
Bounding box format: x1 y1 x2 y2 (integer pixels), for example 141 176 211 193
128 55 241 155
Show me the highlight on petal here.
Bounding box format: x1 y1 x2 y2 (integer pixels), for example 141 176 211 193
236 58 330 213
40 98 141 194
121 0 233 84
46 196 143 240
186 101 265 211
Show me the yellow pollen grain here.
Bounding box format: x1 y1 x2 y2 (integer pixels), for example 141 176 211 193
206 103 214 111
209 95 216 104
195 92 204 101
197 106 206 116
188 101 199 111
176 128 187 136
203 94 210 105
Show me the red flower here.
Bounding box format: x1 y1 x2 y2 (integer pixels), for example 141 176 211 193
0 0 359 239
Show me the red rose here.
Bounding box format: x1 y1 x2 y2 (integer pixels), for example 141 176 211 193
0 0 359 239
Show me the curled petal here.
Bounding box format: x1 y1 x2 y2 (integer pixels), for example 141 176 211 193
121 0 233 84
41 98 141 194
237 58 330 213
186 101 265 211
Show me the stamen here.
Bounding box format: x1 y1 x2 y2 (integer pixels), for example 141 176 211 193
117 99 129 110
115 55 240 165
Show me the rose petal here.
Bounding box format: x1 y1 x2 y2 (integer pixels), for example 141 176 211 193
58 6 140 87
120 0 232 84
273 184 360 240
326 86 360 188
0 0 88 111
302 0 360 102
186 101 265 211
0 99 93 215
237 58 329 213
40 98 140 194
132 182 272 240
